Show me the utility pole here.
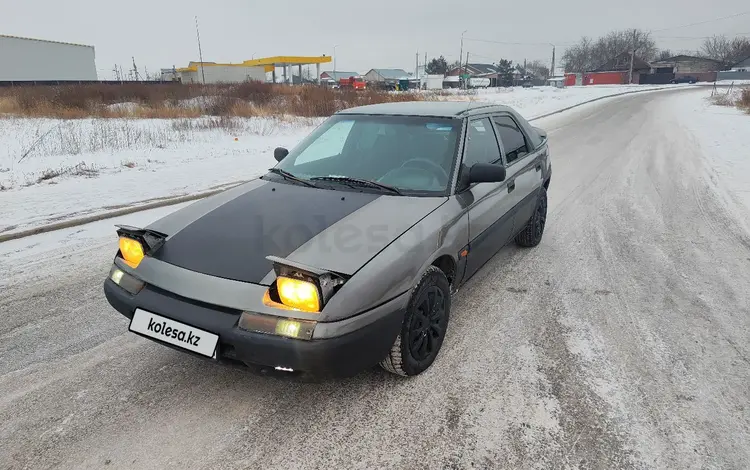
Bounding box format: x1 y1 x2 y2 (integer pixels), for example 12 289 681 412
459 30 467 82
333 44 338 78
195 16 206 84
465 52 470 89
628 29 636 84
550 45 556 78
416 51 419 79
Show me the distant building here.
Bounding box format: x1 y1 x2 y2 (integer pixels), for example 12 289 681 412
0 34 97 81
320 71 360 82
176 61 266 84
731 56 750 72
650 55 724 74
445 63 499 77
446 63 503 86
363 68 410 84
591 52 651 84
160 68 180 82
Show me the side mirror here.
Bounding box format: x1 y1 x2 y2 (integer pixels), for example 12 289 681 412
274 147 289 162
468 163 506 184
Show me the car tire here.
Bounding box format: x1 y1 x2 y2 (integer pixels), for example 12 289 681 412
515 185 548 248
380 266 451 377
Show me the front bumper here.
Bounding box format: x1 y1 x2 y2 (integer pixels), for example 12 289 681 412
104 278 405 377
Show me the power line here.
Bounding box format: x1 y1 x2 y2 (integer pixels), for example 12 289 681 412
654 32 750 40
464 37 573 47
650 10 750 33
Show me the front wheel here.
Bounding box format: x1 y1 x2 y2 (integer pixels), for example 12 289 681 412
515 185 548 248
380 266 451 376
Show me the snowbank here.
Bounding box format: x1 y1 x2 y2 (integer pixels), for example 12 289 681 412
0 85 670 236
432 84 674 118
670 89 750 232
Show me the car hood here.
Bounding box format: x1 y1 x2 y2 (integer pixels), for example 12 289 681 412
147 179 446 285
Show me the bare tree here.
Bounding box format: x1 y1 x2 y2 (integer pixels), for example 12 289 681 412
562 36 594 73
701 35 750 65
657 49 674 61
526 59 550 78
563 29 656 73
701 36 734 63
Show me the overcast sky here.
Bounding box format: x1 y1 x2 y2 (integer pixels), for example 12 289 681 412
1 0 748 79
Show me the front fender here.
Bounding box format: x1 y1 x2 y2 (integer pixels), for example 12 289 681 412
321 198 469 321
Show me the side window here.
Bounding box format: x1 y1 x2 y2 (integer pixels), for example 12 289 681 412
493 115 529 164
294 120 355 165
463 118 502 167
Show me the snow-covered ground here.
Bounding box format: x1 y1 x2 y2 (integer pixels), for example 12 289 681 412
0 85 674 236
671 87 750 233
433 84 674 118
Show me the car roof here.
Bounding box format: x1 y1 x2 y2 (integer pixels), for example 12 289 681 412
336 100 516 118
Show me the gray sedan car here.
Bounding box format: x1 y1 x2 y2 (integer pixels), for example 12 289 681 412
104 101 551 378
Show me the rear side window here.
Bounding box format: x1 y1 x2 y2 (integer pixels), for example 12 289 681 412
493 115 529 164
463 118 502 166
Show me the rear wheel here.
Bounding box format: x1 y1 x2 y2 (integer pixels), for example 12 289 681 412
380 266 451 376
515 186 548 248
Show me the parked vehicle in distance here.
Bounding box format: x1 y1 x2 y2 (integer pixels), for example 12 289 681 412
671 76 698 84
468 77 491 88
339 75 367 90
104 101 552 379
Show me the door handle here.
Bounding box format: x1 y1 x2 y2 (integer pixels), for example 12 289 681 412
535 164 542 172
508 180 516 193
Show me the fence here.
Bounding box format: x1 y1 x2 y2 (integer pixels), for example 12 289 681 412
717 71 750 81
639 73 674 84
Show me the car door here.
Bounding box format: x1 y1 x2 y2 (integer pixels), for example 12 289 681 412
491 114 544 234
460 117 516 280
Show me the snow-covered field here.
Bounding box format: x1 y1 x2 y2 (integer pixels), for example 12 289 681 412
672 87 750 233
0 85 674 235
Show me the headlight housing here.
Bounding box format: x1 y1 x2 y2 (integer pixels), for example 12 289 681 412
263 256 346 313
114 225 167 269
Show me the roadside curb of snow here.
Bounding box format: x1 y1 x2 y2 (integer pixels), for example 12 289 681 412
1 85 686 243
0 181 249 243
528 85 678 121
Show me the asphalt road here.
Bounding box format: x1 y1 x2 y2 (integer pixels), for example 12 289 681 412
2 88 749 470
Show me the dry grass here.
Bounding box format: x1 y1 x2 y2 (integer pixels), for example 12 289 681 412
739 88 750 112
710 93 736 107
35 162 98 184
0 82 429 119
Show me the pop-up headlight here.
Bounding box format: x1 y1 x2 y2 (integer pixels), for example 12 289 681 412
263 256 346 313
114 225 167 269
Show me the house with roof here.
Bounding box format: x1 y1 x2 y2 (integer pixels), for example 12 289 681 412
363 68 411 84
445 63 499 77
649 55 723 74
320 71 360 83
731 55 750 72
584 52 651 85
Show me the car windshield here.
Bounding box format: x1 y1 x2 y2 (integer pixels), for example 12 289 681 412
272 114 461 195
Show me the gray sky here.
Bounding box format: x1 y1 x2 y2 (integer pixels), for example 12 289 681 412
1 0 748 79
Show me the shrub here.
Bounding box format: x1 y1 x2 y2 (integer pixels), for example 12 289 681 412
739 88 750 112
0 82 430 119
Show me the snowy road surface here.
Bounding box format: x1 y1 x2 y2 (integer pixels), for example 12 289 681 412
2 88 750 469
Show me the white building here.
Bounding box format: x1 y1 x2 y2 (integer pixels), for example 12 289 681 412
0 34 97 81
176 62 266 84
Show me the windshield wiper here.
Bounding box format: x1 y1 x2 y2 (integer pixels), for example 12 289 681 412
310 176 403 195
267 168 319 188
